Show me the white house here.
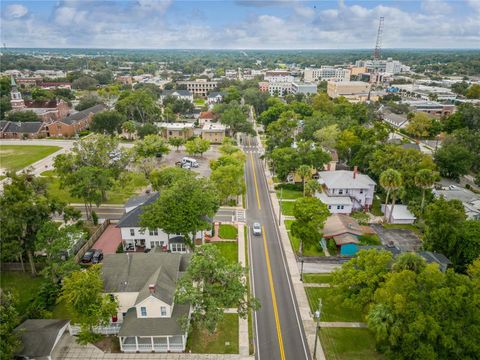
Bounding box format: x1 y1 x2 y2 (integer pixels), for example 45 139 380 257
102 252 191 352
382 204 416 224
160 90 193 103
207 92 224 104
316 168 376 214
117 193 204 253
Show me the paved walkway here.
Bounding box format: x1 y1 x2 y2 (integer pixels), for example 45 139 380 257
304 283 331 288
319 322 368 328
237 223 249 357
93 225 122 254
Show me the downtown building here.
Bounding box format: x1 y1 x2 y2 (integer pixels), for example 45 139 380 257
304 67 351 83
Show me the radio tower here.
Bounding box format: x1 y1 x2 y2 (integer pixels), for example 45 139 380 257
373 17 384 60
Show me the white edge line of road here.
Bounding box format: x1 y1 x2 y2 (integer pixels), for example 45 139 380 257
256 150 311 360
247 224 261 360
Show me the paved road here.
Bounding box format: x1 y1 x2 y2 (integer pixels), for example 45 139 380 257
243 134 310 360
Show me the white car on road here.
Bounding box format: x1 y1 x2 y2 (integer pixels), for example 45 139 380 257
252 223 262 236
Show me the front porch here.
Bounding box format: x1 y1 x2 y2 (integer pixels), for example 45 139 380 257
119 335 186 352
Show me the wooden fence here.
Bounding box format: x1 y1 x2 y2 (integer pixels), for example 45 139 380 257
74 219 110 263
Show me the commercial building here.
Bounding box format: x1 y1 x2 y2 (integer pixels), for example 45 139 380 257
403 100 455 117
264 69 293 82
291 82 317 95
267 81 292 96
156 122 194 140
327 81 371 102
201 123 226 144
355 58 409 75
304 67 351 82
178 79 218 96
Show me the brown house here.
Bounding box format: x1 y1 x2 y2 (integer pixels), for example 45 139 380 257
45 104 107 138
0 120 45 139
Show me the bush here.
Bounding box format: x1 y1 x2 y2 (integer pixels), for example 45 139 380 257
351 211 370 225
79 130 90 137
116 242 124 253
91 211 99 226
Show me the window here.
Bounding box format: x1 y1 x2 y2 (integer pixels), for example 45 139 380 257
140 307 147 317
337 205 344 210
360 189 364 194
328 205 332 210
130 229 135 236
149 229 159 236
160 306 167 316
338 189 344 195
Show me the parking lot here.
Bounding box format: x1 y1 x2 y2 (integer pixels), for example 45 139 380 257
160 145 222 178
371 224 422 251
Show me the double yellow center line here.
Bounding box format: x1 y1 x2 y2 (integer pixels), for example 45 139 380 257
249 148 286 360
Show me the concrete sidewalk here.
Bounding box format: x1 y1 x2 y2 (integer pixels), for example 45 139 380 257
237 223 249 357
320 322 368 328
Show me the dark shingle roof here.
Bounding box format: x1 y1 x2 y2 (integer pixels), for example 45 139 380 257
125 193 155 210
102 252 187 305
2 121 44 134
15 319 69 358
163 90 192 97
119 304 190 336
117 192 159 228
208 91 225 98
62 104 106 125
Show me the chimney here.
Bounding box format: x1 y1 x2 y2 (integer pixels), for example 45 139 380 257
149 284 155 293
353 166 358 179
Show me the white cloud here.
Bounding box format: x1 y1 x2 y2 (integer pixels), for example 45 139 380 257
421 0 452 15
5 4 28 19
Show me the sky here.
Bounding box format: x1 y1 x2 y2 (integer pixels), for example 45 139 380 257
1 0 479 49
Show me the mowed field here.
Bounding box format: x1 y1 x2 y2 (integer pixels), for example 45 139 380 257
0 145 61 171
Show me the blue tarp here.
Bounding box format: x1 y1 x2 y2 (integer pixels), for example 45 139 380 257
340 243 359 256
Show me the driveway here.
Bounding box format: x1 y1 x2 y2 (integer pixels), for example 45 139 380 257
93 225 122 254
371 224 422 251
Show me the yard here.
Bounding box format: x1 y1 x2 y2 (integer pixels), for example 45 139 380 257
284 219 295 231
280 201 296 216
275 183 303 199
303 273 333 284
319 328 383 360
305 287 364 322
0 271 44 314
42 171 148 204
0 145 61 171
218 224 238 240
288 232 324 257
371 196 383 216
211 241 238 264
186 313 239 354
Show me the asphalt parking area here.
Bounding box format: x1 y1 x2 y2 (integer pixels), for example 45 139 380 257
160 145 222 178
371 224 422 251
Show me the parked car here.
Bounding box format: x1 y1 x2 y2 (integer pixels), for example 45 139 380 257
182 157 199 168
252 223 262 236
81 249 95 263
92 249 103 264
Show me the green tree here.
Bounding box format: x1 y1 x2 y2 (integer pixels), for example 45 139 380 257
140 177 219 249
265 111 297 151
269 147 299 181
75 94 102 111
405 112 434 139
454 220 480 272
185 137 211 157
211 164 244 204
168 137 185 151
175 245 259 333
0 96 12 119
219 104 254 136
332 249 393 311
435 142 474 180
136 123 158 138
94 70 113 85
297 164 312 196
121 120 137 140
224 86 242 103
72 76 98 90
149 167 194 191
133 134 170 158
116 90 160 123
5 110 40 122
91 110 126 135
313 124 339 149
379 169 403 222
59 266 118 344
414 168 437 213
0 293 20 360
31 87 54 101
466 83 480 99
304 179 321 197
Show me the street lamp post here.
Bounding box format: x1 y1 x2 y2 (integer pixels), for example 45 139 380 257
278 187 283 224
300 258 304 281
313 298 322 360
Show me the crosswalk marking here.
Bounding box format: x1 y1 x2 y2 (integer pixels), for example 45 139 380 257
236 209 246 222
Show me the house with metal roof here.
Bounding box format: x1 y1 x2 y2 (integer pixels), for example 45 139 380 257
160 90 193 103
101 252 191 352
315 167 376 214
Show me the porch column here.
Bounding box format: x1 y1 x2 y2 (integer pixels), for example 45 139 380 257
166 336 170 351
151 336 155 351
135 336 138 352
119 337 123 352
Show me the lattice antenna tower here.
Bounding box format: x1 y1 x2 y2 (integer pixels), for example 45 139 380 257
373 17 384 60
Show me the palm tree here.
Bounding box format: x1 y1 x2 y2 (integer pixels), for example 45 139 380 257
297 165 312 196
121 120 136 140
379 169 403 223
305 179 321 197
415 169 436 213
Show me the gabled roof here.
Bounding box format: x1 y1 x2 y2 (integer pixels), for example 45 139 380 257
199 111 214 119
207 91 224 98
117 192 159 228
318 170 376 189
15 319 69 359
62 104 106 125
125 193 154 212
323 214 374 238
163 90 192 97
2 121 44 134
102 252 188 306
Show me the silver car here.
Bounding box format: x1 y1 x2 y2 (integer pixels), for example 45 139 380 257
252 223 262 236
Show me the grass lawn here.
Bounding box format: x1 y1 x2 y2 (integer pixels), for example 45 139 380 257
288 232 324 257
305 288 364 322
186 313 239 354
319 328 383 360
219 224 238 240
371 197 383 216
280 201 295 216
212 241 238 264
359 234 381 245
303 273 333 284
284 219 295 231
276 188 303 199
44 172 148 204
0 145 61 171
194 98 206 106
0 271 44 314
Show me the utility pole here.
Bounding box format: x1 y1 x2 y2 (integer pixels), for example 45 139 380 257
313 298 323 359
